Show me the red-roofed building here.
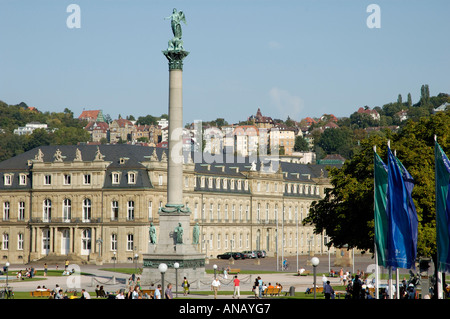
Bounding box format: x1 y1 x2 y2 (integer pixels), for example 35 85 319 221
109 118 135 143
84 121 109 142
357 107 380 121
78 110 105 122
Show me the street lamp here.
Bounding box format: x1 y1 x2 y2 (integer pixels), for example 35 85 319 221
174 262 180 298
113 251 116 270
213 264 217 279
5 262 10 289
134 253 139 275
311 257 320 299
158 263 168 299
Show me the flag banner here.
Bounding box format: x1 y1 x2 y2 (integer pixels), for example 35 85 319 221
435 141 450 273
386 147 418 269
374 150 388 267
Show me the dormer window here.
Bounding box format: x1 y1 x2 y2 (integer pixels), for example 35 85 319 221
200 177 205 188
4 174 12 186
128 172 136 184
19 174 27 186
112 172 120 184
216 178 221 189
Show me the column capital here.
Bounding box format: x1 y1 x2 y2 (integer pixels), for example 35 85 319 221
163 49 189 70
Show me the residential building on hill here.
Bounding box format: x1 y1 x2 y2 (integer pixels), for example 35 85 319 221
13 122 48 136
78 110 105 123
0 144 338 264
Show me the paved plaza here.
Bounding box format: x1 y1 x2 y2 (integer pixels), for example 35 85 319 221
2 254 397 299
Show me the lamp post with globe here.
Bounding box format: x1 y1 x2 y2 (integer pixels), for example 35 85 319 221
311 257 320 299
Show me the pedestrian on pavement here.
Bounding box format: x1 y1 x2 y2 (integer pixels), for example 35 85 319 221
233 275 240 299
352 275 362 299
182 277 190 296
258 276 263 299
154 284 162 299
211 277 221 299
324 281 334 299
165 283 173 299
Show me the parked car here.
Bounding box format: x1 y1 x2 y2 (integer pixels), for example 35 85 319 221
241 251 257 259
216 252 241 260
256 250 267 258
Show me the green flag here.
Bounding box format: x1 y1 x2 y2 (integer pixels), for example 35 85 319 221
374 150 388 267
435 141 450 273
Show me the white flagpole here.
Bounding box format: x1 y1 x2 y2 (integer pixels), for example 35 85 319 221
373 145 380 299
435 135 444 299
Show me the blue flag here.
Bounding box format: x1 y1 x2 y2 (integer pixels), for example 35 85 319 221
435 141 450 273
386 147 418 269
374 150 388 267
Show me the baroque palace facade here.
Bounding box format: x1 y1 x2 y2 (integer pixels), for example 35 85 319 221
0 144 338 265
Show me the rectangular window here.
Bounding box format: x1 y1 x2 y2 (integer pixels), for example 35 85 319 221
127 201 135 221
83 174 91 185
4 174 12 186
19 174 27 186
18 202 25 221
3 202 10 220
111 234 117 251
128 173 136 184
63 174 71 185
44 175 52 185
112 173 120 184
111 201 119 221
148 201 152 220
17 233 24 250
127 234 134 251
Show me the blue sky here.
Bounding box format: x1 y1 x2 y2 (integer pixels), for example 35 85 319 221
0 0 449 125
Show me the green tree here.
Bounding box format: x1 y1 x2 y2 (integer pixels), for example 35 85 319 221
317 127 355 159
305 111 450 259
294 136 310 152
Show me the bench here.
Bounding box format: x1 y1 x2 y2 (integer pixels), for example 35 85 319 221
306 286 323 294
141 289 155 297
30 291 52 297
228 269 240 274
262 287 282 297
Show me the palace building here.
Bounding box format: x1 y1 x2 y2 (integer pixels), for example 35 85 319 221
0 144 338 265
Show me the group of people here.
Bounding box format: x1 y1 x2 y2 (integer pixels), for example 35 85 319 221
15 267 36 280
34 283 90 299
252 276 283 299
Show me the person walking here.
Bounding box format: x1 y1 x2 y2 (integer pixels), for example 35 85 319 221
257 276 263 299
182 277 190 296
154 284 162 299
233 275 240 299
324 281 334 299
211 277 221 299
165 283 173 299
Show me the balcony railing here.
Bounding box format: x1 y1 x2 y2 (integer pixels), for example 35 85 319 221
29 217 103 224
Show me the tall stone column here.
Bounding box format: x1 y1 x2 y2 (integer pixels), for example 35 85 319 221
141 9 206 286
161 49 190 212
